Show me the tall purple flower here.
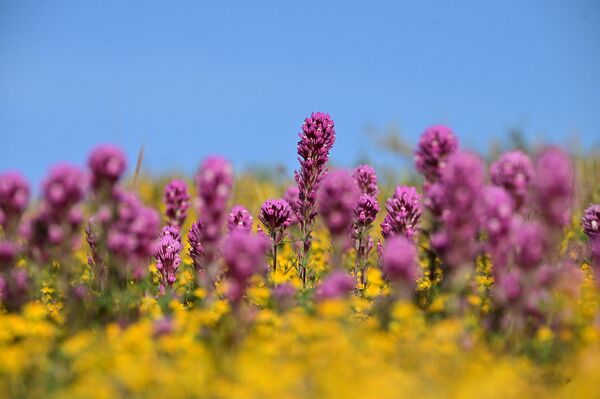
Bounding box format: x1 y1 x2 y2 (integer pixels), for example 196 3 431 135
315 270 354 301
490 150 533 211
582 204 600 240
259 199 292 272
227 205 254 233
294 112 336 285
480 186 515 273
533 147 574 227
42 163 87 214
414 125 459 184
380 186 422 240
88 145 127 192
352 194 379 286
431 151 485 270
106 190 160 280
221 231 269 304
353 164 379 197
188 221 204 268
193 156 234 270
381 236 419 297
0 172 30 235
163 179 190 228
318 171 359 239
155 226 182 294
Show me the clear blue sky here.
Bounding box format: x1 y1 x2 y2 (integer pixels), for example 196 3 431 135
1 1 599 186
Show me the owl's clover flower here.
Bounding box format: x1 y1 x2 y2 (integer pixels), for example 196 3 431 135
227 205 254 233
41 163 87 214
315 270 355 301
107 190 160 279
533 147 574 227
381 236 419 289
259 199 292 272
353 164 379 197
354 194 379 227
380 186 422 240
431 151 485 270
513 220 547 270
490 150 533 211
294 112 336 283
479 186 515 273
283 186 301 225
221 231 269 304
582 204 600 240
154 226 182 294
414 125 459 183
88 145 127 192
187 221 204 268
318 170 359 238
193 156 234 270
163 179 190 228
0 172 30 235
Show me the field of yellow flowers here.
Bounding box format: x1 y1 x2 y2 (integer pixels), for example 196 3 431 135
1 114 600 398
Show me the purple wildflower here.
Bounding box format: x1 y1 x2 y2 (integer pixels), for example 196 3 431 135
354 194 379 227
155 226 182 294
352 194 379 286
582 204 600 240
227 205 254 233
380 186 422 240
490 151 533 211
353 164 379 197
0 172 30 235
88 145 127 192
414 125 459 183
315 270 354 301
0 241 20 271
41 163 87 214
259 199 292 271
193 156 234 269
294 112 336 285
431 151 485 270
161 224 181 243
163 179 190 228
107 190 160 279
221 231 269 304
533 147 574 227
187 221 204 268
381 236 419 287
513 220 547 270
480 186 515 274
318 170 359 239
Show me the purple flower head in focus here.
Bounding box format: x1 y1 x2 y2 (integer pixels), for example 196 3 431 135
582 204 600 240
315 270 354 301
0 172 30 233
414 125 459 183
533 147 574 227
318 170 359 238
155 226 182 293
163 179 190 228
221 231 269 303
88 145 127 191
380 186 422 240
381 236 419 284
354 194 379 226
259 199 292 236
490 150 533 211
187 221 204 269
353 164 379 197
294 112 336 225
227 205 254 233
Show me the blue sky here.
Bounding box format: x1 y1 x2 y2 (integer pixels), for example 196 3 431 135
1 0 599 187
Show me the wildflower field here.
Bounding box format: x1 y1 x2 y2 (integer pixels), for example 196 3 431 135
1 113 600 398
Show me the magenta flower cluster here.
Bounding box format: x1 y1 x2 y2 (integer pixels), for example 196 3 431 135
381 236 419 292
533 147 574 227
414 125 459 183
318 170 359 238
228 205 254 233
490 150 533 211
88 145 127 192
353 164 379 197
163 179 190 229
154 226 182 293
380 186 421 240
0 172 30 235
